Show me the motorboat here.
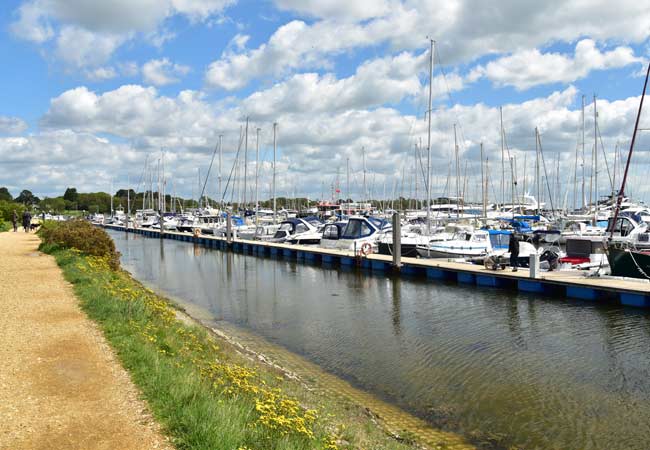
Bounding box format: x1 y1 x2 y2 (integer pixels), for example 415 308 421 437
334 216 391 253
319 222 348 250
270 217 323 244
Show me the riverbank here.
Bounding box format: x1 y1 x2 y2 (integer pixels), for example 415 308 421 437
37 221 468 449
0 231 171 450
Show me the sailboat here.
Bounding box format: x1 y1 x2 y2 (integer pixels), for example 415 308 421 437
606 60 650 280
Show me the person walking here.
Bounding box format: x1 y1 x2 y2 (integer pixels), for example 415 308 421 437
22 210 32 233
12 210 18 232
508 232 520 272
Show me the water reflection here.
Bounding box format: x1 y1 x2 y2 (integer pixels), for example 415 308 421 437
112 231 650 450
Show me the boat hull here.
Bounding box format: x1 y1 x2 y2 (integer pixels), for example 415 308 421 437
608 246 650 279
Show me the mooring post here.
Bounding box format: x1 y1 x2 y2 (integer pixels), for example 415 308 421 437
226 212 232 244
392 212 401 269
529 252 540 279
159 209 163 239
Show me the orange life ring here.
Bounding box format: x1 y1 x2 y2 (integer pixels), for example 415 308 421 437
360 242 373 256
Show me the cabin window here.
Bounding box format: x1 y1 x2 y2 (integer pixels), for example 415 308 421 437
323 225 339 240
278 223 292 232
295 223 308 233
342 220 374 238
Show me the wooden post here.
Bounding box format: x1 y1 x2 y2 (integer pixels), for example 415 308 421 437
226 212 232 243
392 212 401 269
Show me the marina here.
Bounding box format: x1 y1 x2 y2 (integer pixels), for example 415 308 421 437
109 227 650 450
104 224 650 308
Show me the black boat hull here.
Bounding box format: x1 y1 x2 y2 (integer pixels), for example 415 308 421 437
608 246 650 279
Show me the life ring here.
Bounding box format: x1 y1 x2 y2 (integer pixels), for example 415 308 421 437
193 228 201 238
360 242 373 256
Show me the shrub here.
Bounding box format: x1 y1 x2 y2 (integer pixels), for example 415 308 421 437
39 219 120 269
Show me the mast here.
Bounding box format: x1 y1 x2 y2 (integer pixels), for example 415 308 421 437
535 127 540 215
272 122 277 224
454 123 460 219
255 127 260 224
500 106 505 210
218 134 223 209
610 61 650 239
593 94 598 225
362 146 367 208
127 175 130 228
243 117 249 210
581 95 586 210
426 38 434 234
480 142 486 217
346 157 350 205
110 177 114 217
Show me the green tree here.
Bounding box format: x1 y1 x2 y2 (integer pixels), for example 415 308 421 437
63 187 79 202
40 197 67 213
16 190 39 206
0 187 12 202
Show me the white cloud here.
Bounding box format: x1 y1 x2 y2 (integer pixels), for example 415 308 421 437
54 26 128 68
0 116 29 135
468 39 642 90
32 81 650 202
142 58 191 86
273 0 392 20
9 1 54 43
10 0 236 68
84 66 119 81
205 0 650 90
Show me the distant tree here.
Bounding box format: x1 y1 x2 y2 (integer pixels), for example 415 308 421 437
115 189 136 198
0 187 12 201
40 197 66 213
63 187 78 202
16 189 39 205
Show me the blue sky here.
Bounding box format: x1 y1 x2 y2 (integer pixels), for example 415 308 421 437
1 0 650 206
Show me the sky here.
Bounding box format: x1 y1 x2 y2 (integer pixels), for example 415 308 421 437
1 0 650 208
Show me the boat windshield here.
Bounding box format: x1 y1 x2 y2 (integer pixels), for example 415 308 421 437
489 233 510 249
341 219 373 239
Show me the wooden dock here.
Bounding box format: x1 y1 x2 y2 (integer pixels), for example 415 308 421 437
103 225 650 308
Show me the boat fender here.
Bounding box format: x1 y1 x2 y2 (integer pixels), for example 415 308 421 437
360 242 373 256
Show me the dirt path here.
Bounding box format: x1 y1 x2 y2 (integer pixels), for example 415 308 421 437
0 231 172 450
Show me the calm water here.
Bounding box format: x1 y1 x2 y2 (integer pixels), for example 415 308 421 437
111 230 650 450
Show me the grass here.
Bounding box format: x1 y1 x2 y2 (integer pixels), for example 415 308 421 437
0 220 10 232
40 243 419 450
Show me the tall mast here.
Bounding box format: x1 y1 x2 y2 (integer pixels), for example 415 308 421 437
272 122 277 223
500 106 505 210
362 146 367 207
243 117 249 210
255 127 260 224
218 134 223 209
346 157 350 204
593 94 598 225
611 61 650 238
110 178 114 217
535 127 540 215
426 38 434 234
454 123 460 219
480 142 486 217
581 95 586 210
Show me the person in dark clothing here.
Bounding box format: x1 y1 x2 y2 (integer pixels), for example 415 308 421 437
22 210 31 233
12 210 18 232
508 232 520 272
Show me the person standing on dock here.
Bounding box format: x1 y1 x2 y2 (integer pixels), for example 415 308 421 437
12 210 18 232
508 233 520 272
22 210 31 233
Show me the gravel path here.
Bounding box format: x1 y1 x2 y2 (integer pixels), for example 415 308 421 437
0 231 172 450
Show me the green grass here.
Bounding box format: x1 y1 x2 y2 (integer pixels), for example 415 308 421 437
0 220 10 232
41 244 419 450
